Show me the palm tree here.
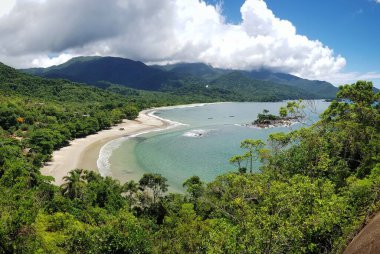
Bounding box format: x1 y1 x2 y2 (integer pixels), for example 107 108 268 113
61 168 86 199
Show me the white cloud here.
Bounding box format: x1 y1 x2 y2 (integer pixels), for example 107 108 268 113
31 53 79 68
0 0 378 86
323 71 380 85
0 0 15 17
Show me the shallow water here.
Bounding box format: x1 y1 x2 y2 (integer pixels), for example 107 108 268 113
105 101 330 191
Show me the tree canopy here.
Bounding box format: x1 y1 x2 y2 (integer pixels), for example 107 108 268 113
0 68 379 253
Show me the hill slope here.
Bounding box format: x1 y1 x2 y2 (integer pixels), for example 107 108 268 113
247 69 338 99
22 56 338 100
161 63 338 98
2 61 380 253
209 71 315 101
1 62 129 104
24 56 176 91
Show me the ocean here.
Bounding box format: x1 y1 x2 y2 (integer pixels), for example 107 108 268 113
99 101 330 191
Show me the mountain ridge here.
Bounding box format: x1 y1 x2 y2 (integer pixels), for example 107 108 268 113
22 56 339 100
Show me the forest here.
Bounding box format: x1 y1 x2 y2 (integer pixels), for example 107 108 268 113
0 63 380 253
22 56 338 101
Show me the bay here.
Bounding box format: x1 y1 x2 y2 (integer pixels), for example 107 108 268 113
107 101 329 191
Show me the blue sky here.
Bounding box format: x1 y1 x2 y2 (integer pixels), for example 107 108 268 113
1 0 379 87
208 0 380 86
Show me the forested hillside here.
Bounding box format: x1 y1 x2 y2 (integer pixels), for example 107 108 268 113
22 56 338 100
0 62 228 175
209 71 315 101
160 62 339 98
1 62 380 253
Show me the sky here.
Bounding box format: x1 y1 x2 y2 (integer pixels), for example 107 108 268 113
0 0 379 87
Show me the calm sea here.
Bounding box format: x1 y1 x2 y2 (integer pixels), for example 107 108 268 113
102 101 330 191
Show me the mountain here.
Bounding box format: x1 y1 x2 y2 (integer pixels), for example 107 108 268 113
161 63 338 98
1 62 235 107
0 61 131 105
153 62 226 81
22 56 338 100
209 72 316 101
246 70 338 99
23 56 176 91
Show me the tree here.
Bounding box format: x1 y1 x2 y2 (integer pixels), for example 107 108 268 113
229 155 247 174
279 107 288 118
84 174 125 210
240 139 265 173
139 173 168 204
279 99 306 120
338 80 379 106
183 176 204 203
29 128 67 155
61 169 86 200
124 105 139 120
320 81 380 178
123 180 139 208
268 132 291 152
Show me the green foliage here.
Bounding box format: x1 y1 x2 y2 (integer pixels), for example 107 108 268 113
183 176 204 203
22 56 339 102
0 67 379 254
139 173 168 205
210 71 318 101
279 106 288 117
70 81 380 253
239 139 265 173
124 105 139 119
257 113 280 121
61 169 87 200
34 210 151 254
229 155 247 173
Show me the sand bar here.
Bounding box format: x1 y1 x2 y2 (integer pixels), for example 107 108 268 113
41 109 171 185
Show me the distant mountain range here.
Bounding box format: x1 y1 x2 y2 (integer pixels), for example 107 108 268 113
22 56 338 101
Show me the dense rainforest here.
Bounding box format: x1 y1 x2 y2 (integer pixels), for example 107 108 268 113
22 56 339 101
0 62 380 253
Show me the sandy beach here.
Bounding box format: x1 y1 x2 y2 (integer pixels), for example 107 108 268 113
41 109 170 185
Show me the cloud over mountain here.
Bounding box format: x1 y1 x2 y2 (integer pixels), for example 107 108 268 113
0 0 375 84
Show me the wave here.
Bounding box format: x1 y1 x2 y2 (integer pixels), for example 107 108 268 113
147 110 186 128
96 103 205 177
97 125 181 177
97 137 127 177
183 129 215 138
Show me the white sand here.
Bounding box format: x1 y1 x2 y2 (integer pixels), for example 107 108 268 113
41 109 169 185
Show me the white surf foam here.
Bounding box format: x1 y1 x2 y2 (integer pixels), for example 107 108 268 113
183 129 215 138
97 137 127 177
96 104 206 177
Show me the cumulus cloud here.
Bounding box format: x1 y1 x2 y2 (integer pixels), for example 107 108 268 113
0 0 376 85
0 0 15 17
324 71 380 86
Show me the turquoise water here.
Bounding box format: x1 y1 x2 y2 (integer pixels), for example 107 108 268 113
107 101 329 191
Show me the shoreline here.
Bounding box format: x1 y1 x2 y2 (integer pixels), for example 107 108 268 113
41 108 172 185
41 103 208 185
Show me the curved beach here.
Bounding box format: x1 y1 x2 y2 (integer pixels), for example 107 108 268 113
41 109 170 185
